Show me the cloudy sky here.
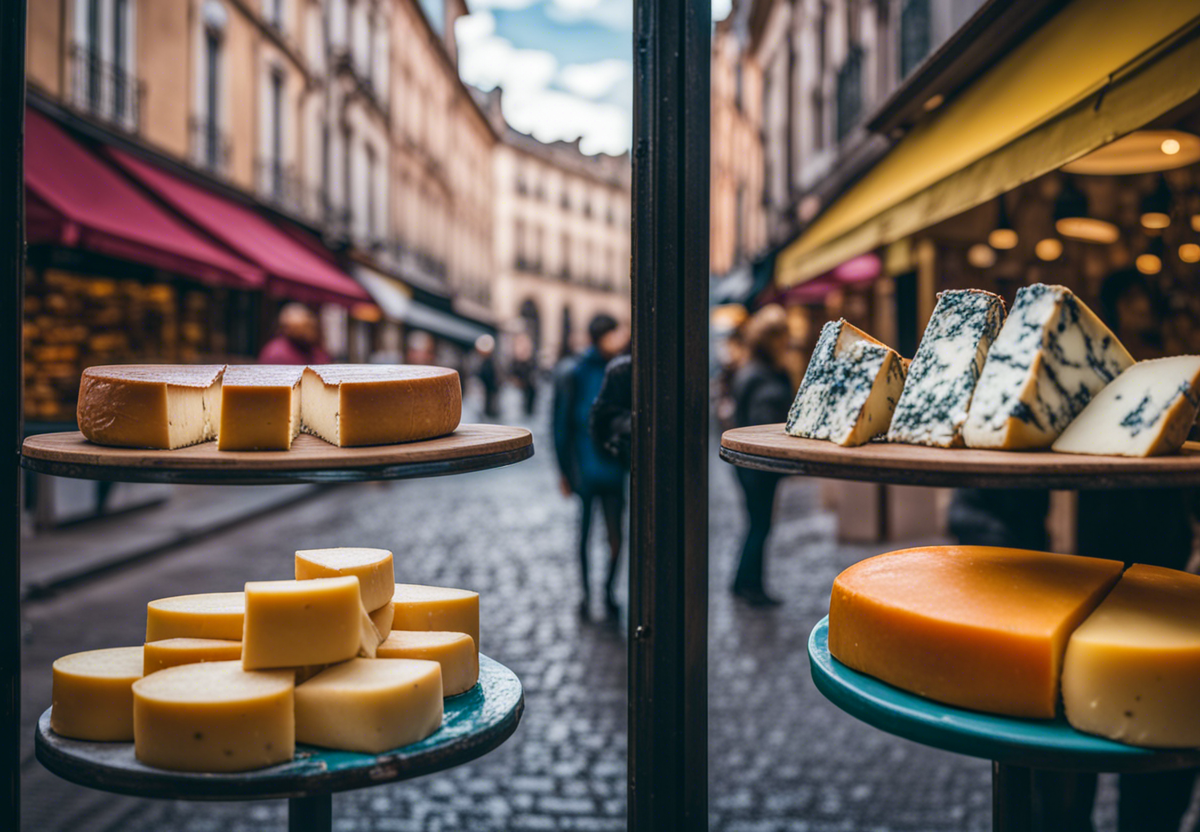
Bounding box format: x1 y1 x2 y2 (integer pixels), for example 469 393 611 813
456 0 731 156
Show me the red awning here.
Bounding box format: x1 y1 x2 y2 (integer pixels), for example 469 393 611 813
106 149 370 307
23 108 263 289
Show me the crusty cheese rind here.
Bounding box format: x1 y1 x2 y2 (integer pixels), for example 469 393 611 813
301 365 461 447
51 646 144 741
78 365 224 449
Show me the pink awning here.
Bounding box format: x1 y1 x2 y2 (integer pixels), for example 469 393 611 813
23 108 263 288
106 149 370 307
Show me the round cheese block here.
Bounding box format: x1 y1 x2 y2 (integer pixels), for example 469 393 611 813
146 592 245 642
295 547 394 612
392 583 480 658
300 365 461 447
51 646 144 741
143 638 243 675
377 630 478 696
368 601 395 637
77 365 224 449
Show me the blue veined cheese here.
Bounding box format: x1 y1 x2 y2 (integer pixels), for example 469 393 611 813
887 289 1006 448
962 284 1133 450
1052 356 1200 457
785 320 907 446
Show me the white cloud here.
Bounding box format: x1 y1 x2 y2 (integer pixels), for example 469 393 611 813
557 59 630 99
456 12 559 94
465 0 539 11
711 0 732 21
545 0 631 31
504 88 630 155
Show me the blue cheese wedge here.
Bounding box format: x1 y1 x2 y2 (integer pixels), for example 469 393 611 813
1052 356 1200 457
887 289 1006 448
963 284 1133 450
785 320 907 446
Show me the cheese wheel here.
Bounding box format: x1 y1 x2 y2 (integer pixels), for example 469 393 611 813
378 631 478 696
218 365 303 451
242 577 377 670
368 602 395 636
146 592 245 642
300 365 461 447
829 546 1124 718
392 583 480 658
1063 564 1200 747
143 638 243 675
51 646 144 741
78 365 224 449
133 661 294 772
295 658 443 753
295 547 394 611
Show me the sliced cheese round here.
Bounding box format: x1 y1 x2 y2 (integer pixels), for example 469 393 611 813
392 583 480 658
132 661 294 772
378 630 478 696
296 547 394 611
300 365 461 447
143 638 243 675
218 365 303 451
242 577 377 670
146 592 245 642
51 646 144 741
295 658 443 753
77 365 224 449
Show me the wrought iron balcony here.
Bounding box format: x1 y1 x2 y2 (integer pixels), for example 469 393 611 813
254 157 308 215
68 45 143 133
188 115 232 176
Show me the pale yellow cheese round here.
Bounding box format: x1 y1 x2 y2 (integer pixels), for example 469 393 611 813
378 631 478 696
392 583 480 658
51 646 144 741
295 658 443 753
296 548 394 611
146 592 245 642
132 661 294 772
242 578 377 670
143 638 243 675
368 602 395 637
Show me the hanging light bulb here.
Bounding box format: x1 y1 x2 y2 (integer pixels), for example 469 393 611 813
1140 176 1172 230
1062 130 1200 174
1136 237 1165 274
1180 243 1200 263
1035 238 1063 261
967 244 996 269
1054 177 1119 243
988 196 1018 250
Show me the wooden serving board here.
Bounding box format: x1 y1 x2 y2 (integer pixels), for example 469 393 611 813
21 425 533 485
720 424 1200 489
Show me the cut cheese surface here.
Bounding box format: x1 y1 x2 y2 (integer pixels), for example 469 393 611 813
146 592 245 642
295 658 443 753
242 577 377 670
217 365 303 451
300 365 461 447
378 630 478 696
829 546 1124 718
963 284 1134 450
1052 356 1200 457
368 602 395 636
785 320 907 446
295 547 395 611
887 290 1006 448
1063 564 1200 748
78 365 223 449
392 583 480 658
51 646 143 741
132 661 294 772
143 638 243 675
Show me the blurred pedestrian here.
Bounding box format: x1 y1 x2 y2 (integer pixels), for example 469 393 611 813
552 313 630 620
729 305 793 607
474 334 500 419
257 303 330 365
510 332 539 417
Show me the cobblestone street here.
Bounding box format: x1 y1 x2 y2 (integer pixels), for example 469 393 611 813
19 390 1165 831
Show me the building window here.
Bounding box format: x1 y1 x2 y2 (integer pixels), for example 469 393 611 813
560 190 570 210
265 0 284 31
835 45 863 141
560 232 570 280
270 67 284 199
366 145 376 239
203 28 222 170
900 0 932 79
811 89 825 151
112 0 128 116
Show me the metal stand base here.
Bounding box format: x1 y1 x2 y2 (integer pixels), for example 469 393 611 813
992 762 1032 832
289 794 332 832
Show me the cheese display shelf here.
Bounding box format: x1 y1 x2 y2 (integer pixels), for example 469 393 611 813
20 424 533 485
720 424 1200 489
36 655 523 830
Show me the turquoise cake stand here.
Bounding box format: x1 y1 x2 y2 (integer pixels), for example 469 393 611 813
809 617 1200 830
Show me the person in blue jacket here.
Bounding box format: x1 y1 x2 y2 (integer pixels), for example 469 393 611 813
552 313 630 620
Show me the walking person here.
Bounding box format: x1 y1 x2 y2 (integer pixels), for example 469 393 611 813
258 303 330 365
552 313 630 620
729 305 793 607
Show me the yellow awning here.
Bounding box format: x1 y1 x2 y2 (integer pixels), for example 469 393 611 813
776 0 1200 287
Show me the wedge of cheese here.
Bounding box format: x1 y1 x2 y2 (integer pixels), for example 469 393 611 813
963 284 1134 450
1062 564 1200 748
242 577 378 670
295 547 394 612
368 601 395 635
300 365 461 447
51 646 143 741
829 546 1124 718
392 583 481 659
785 320 907 446
295 658 443 753
887 290 1006 447
143 638 243 674
146 592 245 642
78 365 224 449
217 365 303 451
378 631 478 696
132 661 294 772
1052 356 1200 457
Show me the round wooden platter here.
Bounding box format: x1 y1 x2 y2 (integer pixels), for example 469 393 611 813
35 655 523 801
720 424 1200 489
21 425 533 485
808 618 1200 773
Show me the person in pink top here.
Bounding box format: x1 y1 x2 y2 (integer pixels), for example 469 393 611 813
257 303 331 365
